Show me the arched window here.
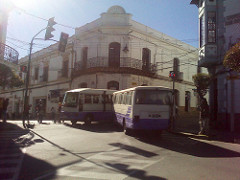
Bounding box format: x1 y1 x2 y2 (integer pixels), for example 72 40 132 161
107 81 119 90
108 42 120 68
82 47 88 69
79 82 87 88
142 48 151 71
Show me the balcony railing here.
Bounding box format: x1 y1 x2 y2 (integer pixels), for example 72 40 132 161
74 57 157 75
0 42 19 64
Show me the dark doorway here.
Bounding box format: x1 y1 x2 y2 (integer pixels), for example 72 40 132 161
109 42 121 68
142 48 151 71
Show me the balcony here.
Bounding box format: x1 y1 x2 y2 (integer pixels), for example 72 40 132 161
73 57 157 77
198 44 218 67
0 42 19 64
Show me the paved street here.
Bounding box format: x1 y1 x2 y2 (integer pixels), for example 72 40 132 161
0 120 240 180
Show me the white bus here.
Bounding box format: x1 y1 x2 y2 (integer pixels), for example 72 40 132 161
61 88 116 125
113 86 172 134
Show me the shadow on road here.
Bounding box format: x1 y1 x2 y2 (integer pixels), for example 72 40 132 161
133 131 240 158
110 143 158 158
105 162 167 180
0 122 56 180
63 121 122 133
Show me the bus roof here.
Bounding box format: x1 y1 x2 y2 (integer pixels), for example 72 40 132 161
113 86 171 94
66 88 116 93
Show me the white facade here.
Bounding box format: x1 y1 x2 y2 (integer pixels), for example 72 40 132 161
0 6 200 118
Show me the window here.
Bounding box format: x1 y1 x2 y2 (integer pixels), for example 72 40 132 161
135 90 171 105
34 67 39 80
79 82 87 88
93 95 99 104
63 92 78 107
85 94 92 104
62 60 69 77
142 48 151 71
207 12 216 43
82 47 88 69
43 66 48 82
200 15 206 47
107 81 119 90
108 42 120 68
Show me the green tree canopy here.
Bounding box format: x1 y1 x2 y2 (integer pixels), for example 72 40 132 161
192 73 210 99
0 63 24 89
223 41 240 72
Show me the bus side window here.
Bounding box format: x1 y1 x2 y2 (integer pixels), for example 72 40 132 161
129 91 133 105
85 94 92 104
93 94 99 104
122 93 126 104
126 92 130 105
117 94 122 104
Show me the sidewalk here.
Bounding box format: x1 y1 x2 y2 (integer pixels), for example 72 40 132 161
169 109 240 144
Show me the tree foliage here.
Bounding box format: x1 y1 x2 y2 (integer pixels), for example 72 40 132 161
0 63 24 89
223 41 240 72
192 73 210 99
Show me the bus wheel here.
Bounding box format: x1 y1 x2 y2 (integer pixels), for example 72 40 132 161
71 120 77 126
84 115 92 125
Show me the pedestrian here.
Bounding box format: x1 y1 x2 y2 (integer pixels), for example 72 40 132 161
51 107 56 123
2 98 9 123
58 102 62 123
198 98 209 135
37 100 44 124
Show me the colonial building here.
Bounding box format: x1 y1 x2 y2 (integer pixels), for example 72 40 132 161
1 6 200 118
190 0 240 131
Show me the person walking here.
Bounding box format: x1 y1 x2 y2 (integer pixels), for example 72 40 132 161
2 98 9 123
58 102 62 123
37 100 44 124
51 107 56 123
198 98 209 135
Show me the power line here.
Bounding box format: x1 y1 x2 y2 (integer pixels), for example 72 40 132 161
6 40 29 51
16 8 75 30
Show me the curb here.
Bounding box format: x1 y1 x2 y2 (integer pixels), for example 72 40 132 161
168 130 209 140
168 130 240 144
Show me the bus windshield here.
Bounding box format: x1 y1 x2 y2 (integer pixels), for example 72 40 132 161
63 92 79 107
135 89 171 105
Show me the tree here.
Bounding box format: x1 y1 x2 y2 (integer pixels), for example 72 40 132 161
223 41 240 72
0 64 24 89
192 73 210 100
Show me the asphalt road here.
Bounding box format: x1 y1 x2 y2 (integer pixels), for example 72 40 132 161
1 120 240 180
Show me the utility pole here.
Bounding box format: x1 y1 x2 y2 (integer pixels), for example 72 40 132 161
22 27 47 127
23 17 56 128
169 71 176 130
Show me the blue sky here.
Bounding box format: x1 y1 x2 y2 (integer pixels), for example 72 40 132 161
6 0 199 58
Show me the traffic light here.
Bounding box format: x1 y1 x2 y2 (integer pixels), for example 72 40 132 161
45 17 56 40
20 65 27 73
169 71 176 79
58 32 69 52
